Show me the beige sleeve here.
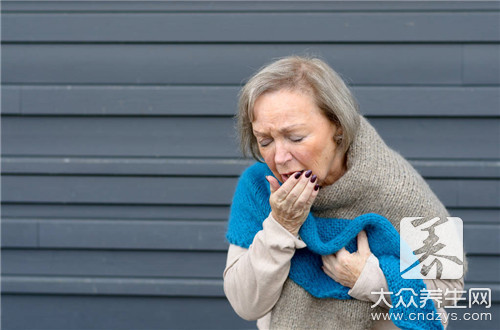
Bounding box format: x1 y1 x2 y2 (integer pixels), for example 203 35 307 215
349 255 465 305
348 254 391 304
223 213 306 320
348 254 465 329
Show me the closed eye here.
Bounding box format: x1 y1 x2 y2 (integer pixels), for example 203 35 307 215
290 136 304 143
259 139 273 147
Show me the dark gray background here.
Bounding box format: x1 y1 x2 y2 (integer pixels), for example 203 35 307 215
1 1 499 329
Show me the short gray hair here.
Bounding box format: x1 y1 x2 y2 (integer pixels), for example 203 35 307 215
237 55 360 161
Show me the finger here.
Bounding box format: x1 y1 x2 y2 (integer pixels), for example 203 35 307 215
282 171 311 204
292 173 318 208
321 262 331 273
265 176 281 194
337 247 350 258
322 266 336 280
357 230 371 255
273 171 304 201
322 254 337 271
302 174 321 208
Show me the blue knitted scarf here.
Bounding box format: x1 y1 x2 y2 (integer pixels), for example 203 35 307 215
226 162 443 330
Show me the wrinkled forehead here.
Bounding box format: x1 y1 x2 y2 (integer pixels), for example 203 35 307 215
249 87 317 122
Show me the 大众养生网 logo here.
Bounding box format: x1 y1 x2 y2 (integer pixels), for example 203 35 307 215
400 217 463 280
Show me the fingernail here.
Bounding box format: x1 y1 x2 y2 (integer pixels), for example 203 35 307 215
310 175 317 183
294 172 302 179
314 184 320 191
305 170 312 178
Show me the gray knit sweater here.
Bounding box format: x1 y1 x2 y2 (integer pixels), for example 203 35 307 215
269 116 463 329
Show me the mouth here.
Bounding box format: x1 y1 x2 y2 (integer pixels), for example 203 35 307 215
280 170 305 183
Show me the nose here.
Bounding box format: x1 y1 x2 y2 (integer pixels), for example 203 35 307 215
274 141 293 166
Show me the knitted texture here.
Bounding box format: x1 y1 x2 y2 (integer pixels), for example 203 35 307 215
226 116 459 329
227 164 442 330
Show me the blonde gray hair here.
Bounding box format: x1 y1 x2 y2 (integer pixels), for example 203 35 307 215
237 55 360 161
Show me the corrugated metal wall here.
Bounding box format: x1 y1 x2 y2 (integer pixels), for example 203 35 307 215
1 1 499 329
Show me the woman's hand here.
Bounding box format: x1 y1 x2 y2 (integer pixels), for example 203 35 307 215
322 231 372 288
266 171 320 236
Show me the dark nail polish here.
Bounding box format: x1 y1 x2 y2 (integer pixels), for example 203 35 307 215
311 175 317 183
314 184 320 191
294 172 302 179
305 170 312 178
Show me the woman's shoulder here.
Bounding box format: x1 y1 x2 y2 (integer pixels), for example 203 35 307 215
358 120 446 212
378 148 449 216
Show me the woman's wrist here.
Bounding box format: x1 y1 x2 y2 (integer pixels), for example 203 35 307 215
271 212 302 236
282 224 300 237
266 213 307 249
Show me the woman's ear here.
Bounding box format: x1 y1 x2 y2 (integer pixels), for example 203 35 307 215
336 125 343 136
334 126 343 144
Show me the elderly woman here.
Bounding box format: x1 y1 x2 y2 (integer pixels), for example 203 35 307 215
224 56 465 330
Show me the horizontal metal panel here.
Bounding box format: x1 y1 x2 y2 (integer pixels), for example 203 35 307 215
0 156 254 176
3 1 499 12
2 276 499 302
355 86 500 117
2 85 499 116
1 116 240 157
1 86 20 113
2 219 498 254
2 219 230 250
1 175 238 205
462 225 500 256
2 171 498 207
2 44 467 85
410 160 500 179
0 204 231 221
371 118 500 159
1 294 252 330
1 250 227 279
3 12 499 42
449 209 500 224
465 256 500 282
463 45 500 85
2 204 497 225
1 276 224 297
427 180 500 208
2 249 497 283
4 85 239 116
3 117 498 159
1 219 38 248
2 157 499 179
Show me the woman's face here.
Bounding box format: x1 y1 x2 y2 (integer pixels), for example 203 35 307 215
252 89 346 187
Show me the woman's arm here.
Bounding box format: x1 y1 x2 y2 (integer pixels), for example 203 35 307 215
349 254 465 306
223 213 306 320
